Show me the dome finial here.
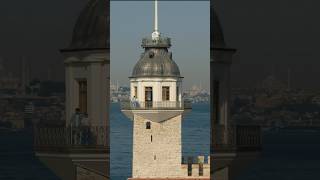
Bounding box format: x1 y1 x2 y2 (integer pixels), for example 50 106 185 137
152 0 160 40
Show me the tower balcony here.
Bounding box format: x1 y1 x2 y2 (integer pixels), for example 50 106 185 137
120 100 192 122
212 125 262 153
120 100 192 110
211 125 262 178
34 126 109 154
33 126 109 179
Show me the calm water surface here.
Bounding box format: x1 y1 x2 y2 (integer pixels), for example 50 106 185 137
235 128 320 180
0 130 59 180
1 103 320 180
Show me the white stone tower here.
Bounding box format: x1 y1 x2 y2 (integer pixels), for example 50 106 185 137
121 0 195 178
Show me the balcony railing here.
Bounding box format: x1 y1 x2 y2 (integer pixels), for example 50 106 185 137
120 100 192 110
34 126 108 153
142 37 171 48
212 125 261 152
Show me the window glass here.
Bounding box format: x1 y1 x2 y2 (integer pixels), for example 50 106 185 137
162 86 170 101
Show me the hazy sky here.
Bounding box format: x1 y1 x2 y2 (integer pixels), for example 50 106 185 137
111 1 210 90
0 0 86 81
215 0 320 89
1 0 320 89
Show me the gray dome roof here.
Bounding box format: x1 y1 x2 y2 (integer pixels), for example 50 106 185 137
211 7 226 48
69 0 109 50
131 47 181 78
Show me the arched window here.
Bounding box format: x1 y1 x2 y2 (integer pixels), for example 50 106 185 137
146 122 151 129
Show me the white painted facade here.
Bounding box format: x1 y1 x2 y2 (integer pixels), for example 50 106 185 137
130 77 182 103
64 50 109 126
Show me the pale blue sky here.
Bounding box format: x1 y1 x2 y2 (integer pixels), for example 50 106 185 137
110 1 210 90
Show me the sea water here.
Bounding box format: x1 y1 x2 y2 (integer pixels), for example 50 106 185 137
1 103 319 180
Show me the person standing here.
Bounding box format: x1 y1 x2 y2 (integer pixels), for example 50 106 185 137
131 96 138 108
71 108 82 145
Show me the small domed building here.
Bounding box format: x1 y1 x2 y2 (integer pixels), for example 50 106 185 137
129 36 183 110
35 1 110 180
61 0 109 127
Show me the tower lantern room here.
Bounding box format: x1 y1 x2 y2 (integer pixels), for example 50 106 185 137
130 35 183 107
129 1 183 111
121 0 190 123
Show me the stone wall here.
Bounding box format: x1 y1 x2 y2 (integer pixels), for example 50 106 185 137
181 156 210 177
132 115 182 177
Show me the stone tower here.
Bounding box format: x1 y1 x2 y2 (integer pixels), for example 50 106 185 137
128 37 184 178
121 1 212 178
121 0 193 179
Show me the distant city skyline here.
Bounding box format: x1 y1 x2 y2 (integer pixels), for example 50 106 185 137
110 1 210 90
215 0 320 89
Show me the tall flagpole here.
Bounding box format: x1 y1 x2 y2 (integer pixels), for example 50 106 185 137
154 0 158 32
152 0 160 40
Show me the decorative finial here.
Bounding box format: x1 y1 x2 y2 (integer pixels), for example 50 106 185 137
152 0 160 40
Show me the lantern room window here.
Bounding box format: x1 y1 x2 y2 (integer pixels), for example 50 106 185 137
78 80 87 113
134 86 138 98
162 86 170 101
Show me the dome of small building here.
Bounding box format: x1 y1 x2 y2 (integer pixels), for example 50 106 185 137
68 0 109 50
211 7 226 48
131 47 181 78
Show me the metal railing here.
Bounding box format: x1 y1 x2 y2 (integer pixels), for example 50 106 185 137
34 126 108 148
212 125 261 151
120 100 192 110
142 37 171 47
